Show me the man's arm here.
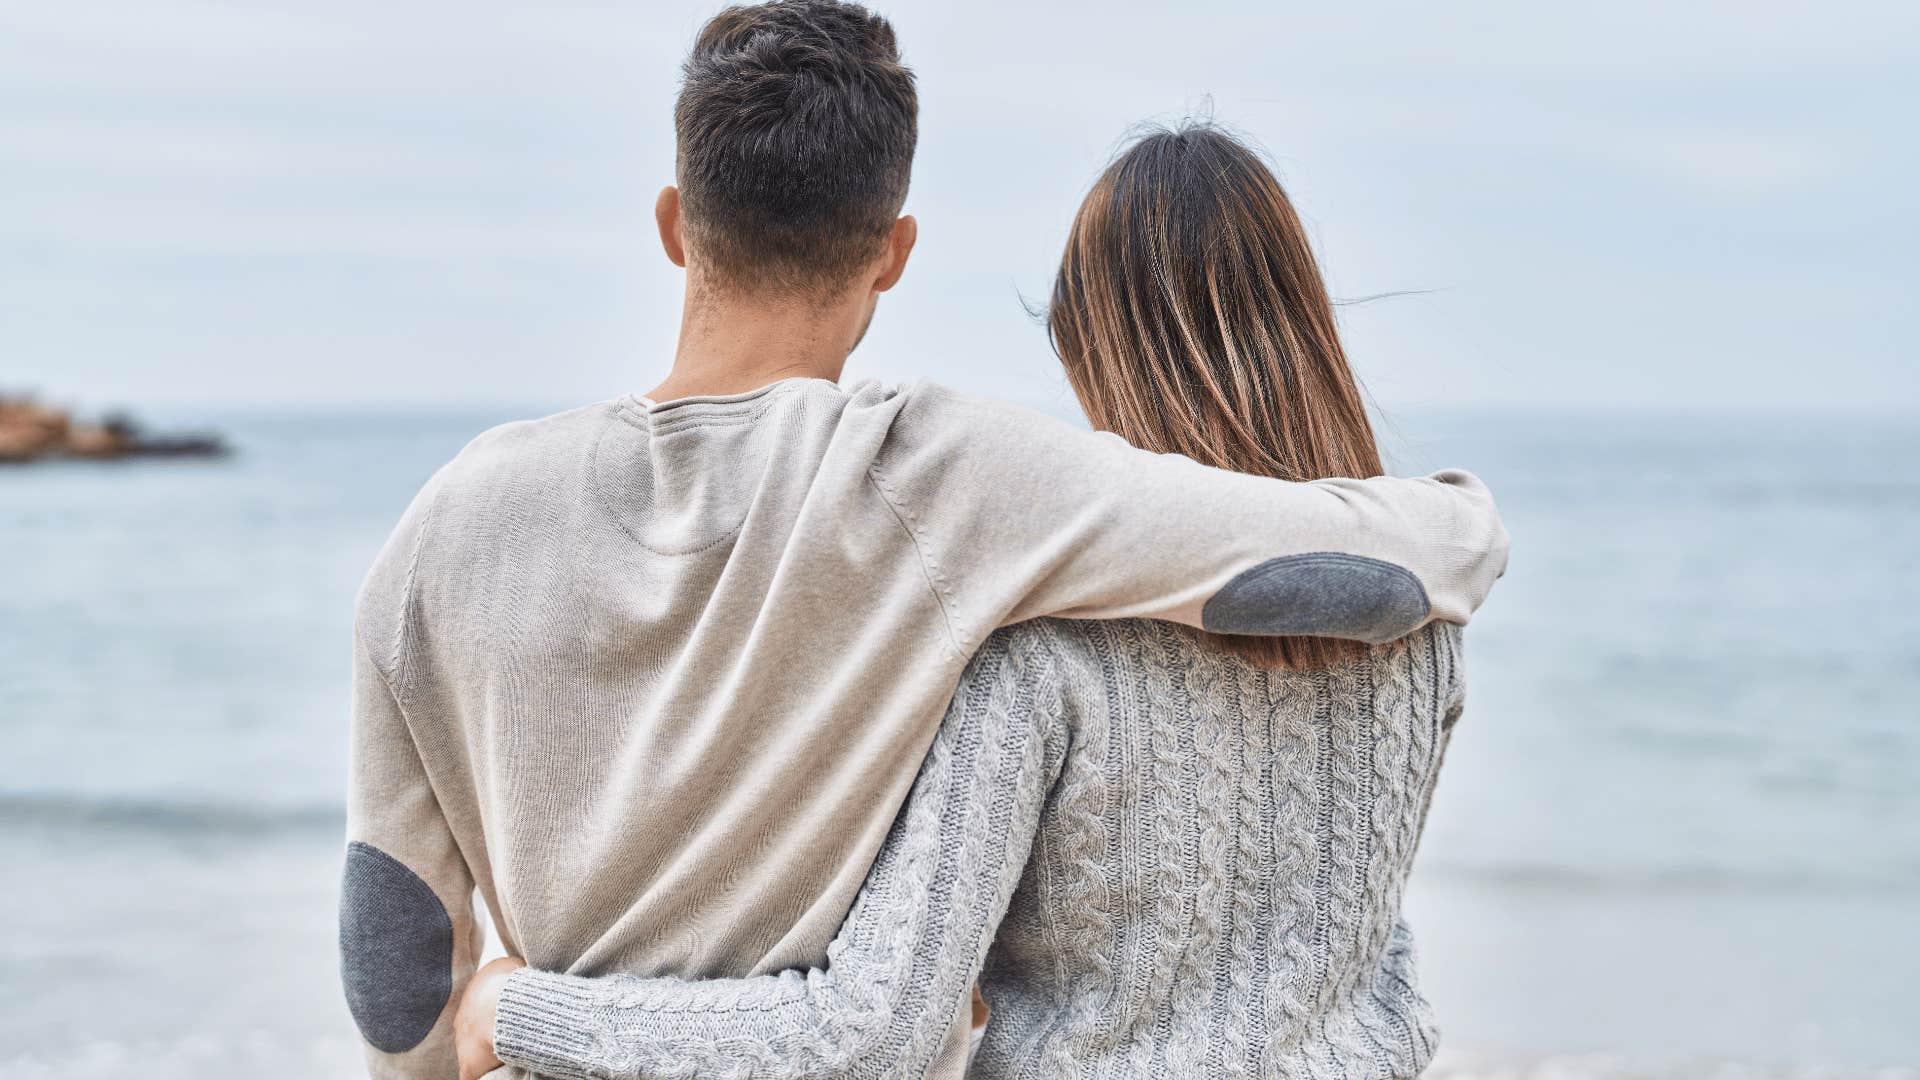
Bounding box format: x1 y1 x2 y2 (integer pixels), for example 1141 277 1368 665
466 629 1068 1080
871 385 1509 650
341 625 482 1079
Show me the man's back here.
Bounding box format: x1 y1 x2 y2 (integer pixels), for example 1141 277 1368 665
367 378 957 980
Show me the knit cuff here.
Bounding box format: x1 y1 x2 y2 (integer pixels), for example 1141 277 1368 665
494 967 605 1080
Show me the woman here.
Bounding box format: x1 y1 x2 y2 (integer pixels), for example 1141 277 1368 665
468 122 1469 1080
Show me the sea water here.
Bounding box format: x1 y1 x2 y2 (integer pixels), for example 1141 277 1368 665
2 404 1915 1077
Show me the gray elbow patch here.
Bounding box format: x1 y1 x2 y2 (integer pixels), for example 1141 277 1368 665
1201 552 1431 642
340 841 453 1053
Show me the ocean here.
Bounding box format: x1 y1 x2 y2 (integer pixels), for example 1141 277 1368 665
1 402 1916 1078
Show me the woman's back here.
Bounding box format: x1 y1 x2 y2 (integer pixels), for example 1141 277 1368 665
975 617 1464 1079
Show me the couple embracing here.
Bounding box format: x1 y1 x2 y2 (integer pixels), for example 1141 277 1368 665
339 2 1509 1078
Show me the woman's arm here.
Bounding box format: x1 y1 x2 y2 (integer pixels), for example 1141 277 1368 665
486 628 1069 1080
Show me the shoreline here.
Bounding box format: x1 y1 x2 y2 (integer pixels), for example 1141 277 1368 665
3 819 1915 1078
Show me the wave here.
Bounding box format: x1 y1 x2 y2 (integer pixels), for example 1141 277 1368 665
4 791 1913 897
1421 858 1920 897
1426 1049 1920 1079
0 790 344 837
3 1034 362 1080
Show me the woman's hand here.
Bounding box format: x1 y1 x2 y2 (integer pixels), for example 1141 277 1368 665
456 956 527 1080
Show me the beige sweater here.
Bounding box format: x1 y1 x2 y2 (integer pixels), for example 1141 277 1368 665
339 377 1508 1078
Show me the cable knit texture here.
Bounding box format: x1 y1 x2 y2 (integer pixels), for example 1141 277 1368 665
494 617 1464 1079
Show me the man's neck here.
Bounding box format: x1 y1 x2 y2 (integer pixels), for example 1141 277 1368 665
648 279 866 403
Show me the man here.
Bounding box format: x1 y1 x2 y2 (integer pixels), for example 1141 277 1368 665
338 2 1509 1077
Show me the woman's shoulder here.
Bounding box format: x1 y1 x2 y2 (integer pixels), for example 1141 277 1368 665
1397 620 1463 666
982 618 1217 706
978 617 1463 694
987 617 1464 701
966 618 1138 702
957 619 1075 695
982 616 1147 666
1403 620 1467 712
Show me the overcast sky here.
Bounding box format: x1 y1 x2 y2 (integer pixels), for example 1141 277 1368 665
2 0 1915 413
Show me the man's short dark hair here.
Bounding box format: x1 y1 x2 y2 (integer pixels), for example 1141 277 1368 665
676 0 918 293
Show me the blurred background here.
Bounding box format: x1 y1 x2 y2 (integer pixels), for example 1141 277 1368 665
2 1 1915 1077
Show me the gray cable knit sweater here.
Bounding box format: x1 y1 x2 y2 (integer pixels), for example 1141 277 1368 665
496 616 1464 1079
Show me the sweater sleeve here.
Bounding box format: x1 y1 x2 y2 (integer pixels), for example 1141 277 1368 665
339 475 485 1080
340 631 484 1079
491 629 1068 1080
868 385 1509 650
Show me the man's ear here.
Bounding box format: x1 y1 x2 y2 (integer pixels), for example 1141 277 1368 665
655 186 687 268
872 214 917 293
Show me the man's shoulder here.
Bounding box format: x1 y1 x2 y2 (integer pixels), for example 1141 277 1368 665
412 397 627 556
354 399 618 644
438 399 618 489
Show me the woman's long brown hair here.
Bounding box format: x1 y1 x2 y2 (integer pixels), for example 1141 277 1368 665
1049 122 1385 671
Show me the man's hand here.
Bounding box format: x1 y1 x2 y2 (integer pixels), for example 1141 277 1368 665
456 956 527 1080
